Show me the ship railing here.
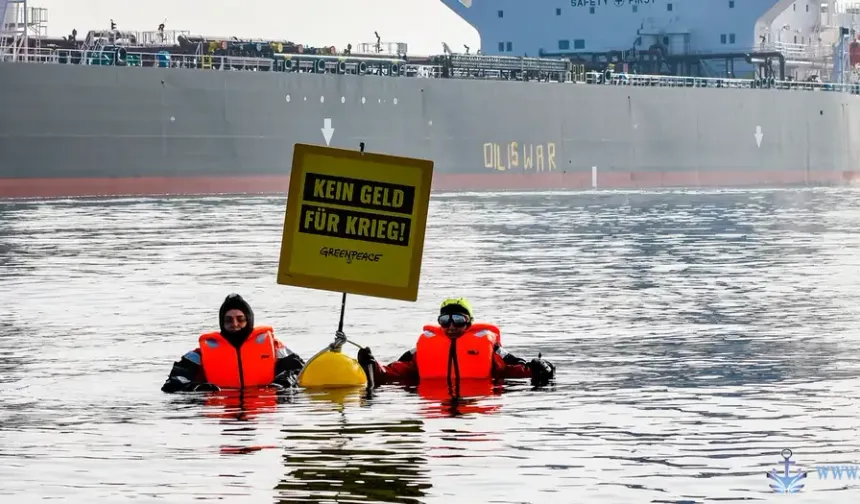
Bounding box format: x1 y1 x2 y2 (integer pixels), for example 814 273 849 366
4 46 277 71
442 67 569 83
354 41 408 56
2 45 439 76
272 53 408 76
684 43 833 62
760 41 809 59
270 53 441 78
602 72 860 94
448 53 570 73
83 29 193 48
445 53 571 82
4 46 860 94
136 29 193 47
761 41 834 61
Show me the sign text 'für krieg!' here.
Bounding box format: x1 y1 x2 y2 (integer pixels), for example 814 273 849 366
299 173 415 247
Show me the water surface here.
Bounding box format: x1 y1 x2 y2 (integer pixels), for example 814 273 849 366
1 188 859 503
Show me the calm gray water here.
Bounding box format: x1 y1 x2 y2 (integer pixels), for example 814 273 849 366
1 188 859 503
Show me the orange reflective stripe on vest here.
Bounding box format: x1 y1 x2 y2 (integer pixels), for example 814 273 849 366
415 323 500 380
198 325 277 389
471 322 502 347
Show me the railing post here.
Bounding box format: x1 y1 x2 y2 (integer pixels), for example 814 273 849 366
1 44 852 97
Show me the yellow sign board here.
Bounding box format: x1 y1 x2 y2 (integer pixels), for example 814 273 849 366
277 143 434 302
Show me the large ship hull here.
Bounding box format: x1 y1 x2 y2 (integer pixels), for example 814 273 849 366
1 61 859 199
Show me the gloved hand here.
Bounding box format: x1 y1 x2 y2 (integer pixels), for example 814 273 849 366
357 347 377 385
191 382 221 392
331 330 348 350
272 370 298 389
357 346 376 370
527 357 555 384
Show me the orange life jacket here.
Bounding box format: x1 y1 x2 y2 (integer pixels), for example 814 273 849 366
415 322 500 380
198 325 277 389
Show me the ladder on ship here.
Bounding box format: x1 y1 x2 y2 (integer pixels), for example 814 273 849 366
80 35 123 66
0 0 21 62
0 0 47 62
0 0 8 37
78 38 94 65
194 42 213 70
85 36 108 64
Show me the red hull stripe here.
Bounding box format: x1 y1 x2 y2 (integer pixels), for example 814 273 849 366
1 171 859 199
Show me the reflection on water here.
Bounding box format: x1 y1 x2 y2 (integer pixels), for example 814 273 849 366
412 380 506 419
277 414 432 503
1 188 860 503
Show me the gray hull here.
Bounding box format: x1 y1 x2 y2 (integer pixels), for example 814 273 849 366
1 62 859 198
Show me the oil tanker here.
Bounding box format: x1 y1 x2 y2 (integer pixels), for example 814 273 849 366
2 0 860 199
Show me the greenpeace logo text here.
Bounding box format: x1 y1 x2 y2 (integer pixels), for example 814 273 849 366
817 465 860 479
319 247 383 264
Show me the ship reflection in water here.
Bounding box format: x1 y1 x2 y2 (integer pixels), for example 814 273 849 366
275 388 433 503
158 377 510 502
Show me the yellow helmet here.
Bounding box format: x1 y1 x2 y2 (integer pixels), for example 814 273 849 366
439 297 473 318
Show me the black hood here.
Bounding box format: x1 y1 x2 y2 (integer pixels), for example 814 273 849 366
219 294 254 346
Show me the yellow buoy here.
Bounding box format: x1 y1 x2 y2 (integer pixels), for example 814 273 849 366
297 347 368 389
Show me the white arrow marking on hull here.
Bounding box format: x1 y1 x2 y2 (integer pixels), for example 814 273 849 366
755 125 763 148
321 118 334 146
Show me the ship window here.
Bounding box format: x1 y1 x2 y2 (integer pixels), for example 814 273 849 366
730 33 736 44
556 8 561 16
794 35 797 43
729 0 734 7
498 10 503 18
590 6 595 14
633 5 638 12
558 40 570 50
506 41 512 51
721 34 727 44
667 3 673 11
574 39 585 49
806 4 809 11
498 42 504 52
793 3 796 10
